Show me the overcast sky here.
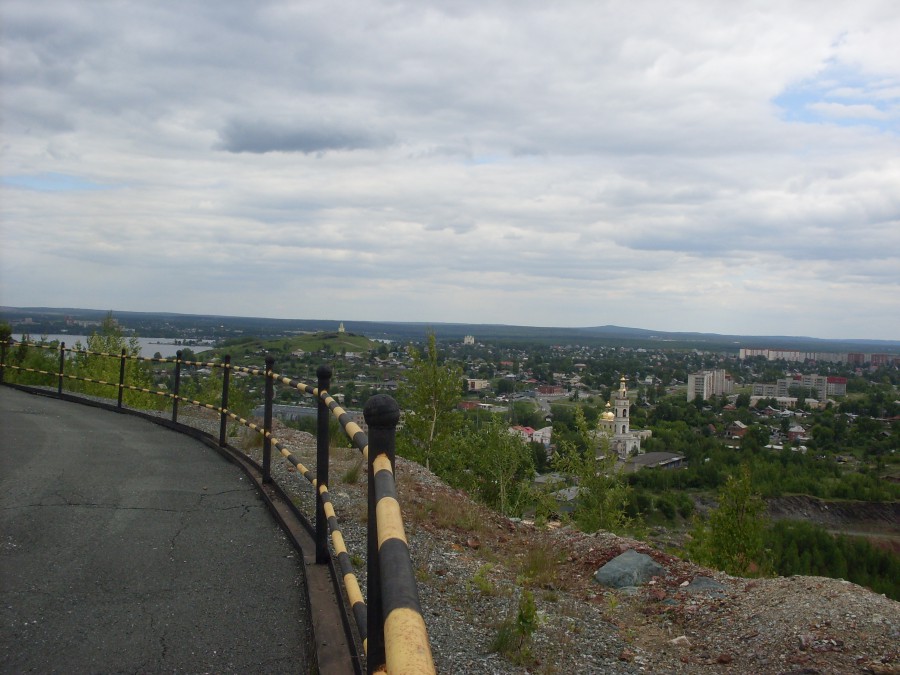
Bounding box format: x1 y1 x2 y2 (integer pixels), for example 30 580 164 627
1 1 898 340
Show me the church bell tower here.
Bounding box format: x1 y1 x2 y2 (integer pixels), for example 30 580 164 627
614 376 629 436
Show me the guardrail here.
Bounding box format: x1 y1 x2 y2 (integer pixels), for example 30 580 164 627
0 338 434 674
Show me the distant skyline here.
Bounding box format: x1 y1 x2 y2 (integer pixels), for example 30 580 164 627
1 1 898 341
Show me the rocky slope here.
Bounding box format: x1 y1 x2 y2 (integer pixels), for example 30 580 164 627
206 412 900 674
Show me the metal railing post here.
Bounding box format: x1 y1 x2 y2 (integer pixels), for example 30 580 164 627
364 394 400 672
172 350 182 423
219 354 231 447
58 342 66 396
262 355 275 484
117 348 127 409
315 364 333 565
0 340 6 383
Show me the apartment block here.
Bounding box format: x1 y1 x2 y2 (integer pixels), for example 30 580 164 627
687 369 734 401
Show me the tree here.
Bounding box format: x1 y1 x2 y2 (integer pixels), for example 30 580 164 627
70 313 160 409
453 417 535 516
397 333 463 471
687 465 769 576
1 331 57 386
554 407 632 534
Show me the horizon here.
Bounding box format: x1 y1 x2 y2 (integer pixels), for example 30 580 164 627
3 305 899 346
1 2 898 340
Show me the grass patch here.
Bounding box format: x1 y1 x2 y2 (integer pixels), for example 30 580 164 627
341 459 363 484
471 564 498 596
518 541 566 589
408 495 485 534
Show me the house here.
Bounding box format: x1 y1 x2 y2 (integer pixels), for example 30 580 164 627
536 385 566 396
533 472 564 488
467 378 491 392
727 421 749 438
532 426 553 447
788 425 807 442
619 452 686 473
510 425 535 442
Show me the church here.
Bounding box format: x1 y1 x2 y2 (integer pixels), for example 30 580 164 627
597 376 650 460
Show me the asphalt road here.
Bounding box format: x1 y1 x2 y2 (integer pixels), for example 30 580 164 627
0 386 312 673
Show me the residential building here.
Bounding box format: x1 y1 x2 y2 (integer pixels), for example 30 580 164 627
532 426 553 447
686 369 734 401
727 421 749 438
754 373 843 401
510 426 535 443
466 378 491 392
827 376 848 396
870 354 894 367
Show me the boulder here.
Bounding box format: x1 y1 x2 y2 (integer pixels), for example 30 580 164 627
593 549 666 588
683 576 726 596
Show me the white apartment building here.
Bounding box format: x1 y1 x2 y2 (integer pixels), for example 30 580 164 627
752 374 847 400
686 369 734 402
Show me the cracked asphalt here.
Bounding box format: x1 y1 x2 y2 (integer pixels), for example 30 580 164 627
0 386 312 673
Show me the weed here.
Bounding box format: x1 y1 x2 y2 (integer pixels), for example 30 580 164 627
350 553 363 568
492 589 539 666
341 459 363 484
412 495 484 534
241 424 265 451
472 564 497 596
606 593 619 613
518 541 565 589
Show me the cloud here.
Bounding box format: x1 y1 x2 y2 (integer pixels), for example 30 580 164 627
217 118 395 154
1 0 899 339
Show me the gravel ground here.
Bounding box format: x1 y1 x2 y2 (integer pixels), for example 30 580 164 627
46 397 900 674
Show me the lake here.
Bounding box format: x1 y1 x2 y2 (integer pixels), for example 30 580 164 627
9 334 213 359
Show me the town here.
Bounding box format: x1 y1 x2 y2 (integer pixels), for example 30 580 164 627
2 309 898 601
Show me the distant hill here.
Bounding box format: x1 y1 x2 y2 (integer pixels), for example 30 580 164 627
206 332 379 365
2 306 898 354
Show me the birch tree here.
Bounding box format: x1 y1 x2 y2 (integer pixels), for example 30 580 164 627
397 333 463 472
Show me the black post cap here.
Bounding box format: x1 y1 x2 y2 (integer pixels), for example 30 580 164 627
364 394 400 429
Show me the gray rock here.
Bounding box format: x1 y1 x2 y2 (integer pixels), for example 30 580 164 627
594 549 666 588
684 576 726 595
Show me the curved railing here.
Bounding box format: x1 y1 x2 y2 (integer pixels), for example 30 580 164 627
0 338 434 674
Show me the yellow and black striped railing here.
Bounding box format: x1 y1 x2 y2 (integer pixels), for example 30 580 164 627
0 338 434 674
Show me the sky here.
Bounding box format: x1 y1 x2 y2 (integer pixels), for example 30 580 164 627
1 1 898 341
